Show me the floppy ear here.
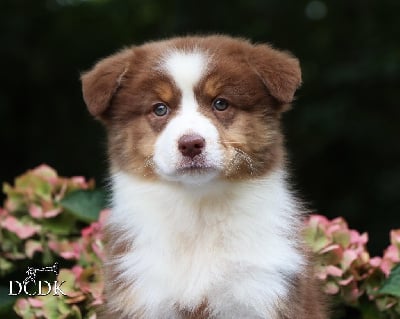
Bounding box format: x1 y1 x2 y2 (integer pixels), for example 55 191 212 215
251 44 302 106
81 48 133 119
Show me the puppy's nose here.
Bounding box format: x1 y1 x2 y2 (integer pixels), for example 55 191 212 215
178 134 205 158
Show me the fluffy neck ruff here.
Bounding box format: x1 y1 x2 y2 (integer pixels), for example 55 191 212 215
106 169 305 318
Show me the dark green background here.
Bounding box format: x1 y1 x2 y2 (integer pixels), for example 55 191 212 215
1 0 399 255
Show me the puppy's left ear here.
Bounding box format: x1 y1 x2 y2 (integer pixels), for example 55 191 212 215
251 44 302 107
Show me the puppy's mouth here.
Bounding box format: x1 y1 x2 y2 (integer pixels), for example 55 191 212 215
176 166 217 175
176 157 218 175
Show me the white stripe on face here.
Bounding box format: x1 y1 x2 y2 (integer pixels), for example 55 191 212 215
163 51 206 113
153 50 223 184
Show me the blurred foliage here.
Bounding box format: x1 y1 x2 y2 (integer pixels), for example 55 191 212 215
0 0 399 256
0 165 107 318
305 215 400 319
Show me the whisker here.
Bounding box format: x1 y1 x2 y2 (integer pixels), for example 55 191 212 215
124 155 155 176
224 147 259 176
222 142 243 144
222 141 267 146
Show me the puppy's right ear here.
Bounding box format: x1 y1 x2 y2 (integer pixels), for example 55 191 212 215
81 48 132 120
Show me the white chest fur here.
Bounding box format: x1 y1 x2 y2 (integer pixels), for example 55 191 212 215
109 170 304 318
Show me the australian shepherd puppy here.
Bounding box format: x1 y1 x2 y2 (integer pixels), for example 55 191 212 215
81 35 326 319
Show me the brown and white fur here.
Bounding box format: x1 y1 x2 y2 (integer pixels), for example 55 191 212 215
81 35 326 319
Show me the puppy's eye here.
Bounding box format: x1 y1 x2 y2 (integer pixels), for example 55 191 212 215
213 98 229 111
153 103 169 116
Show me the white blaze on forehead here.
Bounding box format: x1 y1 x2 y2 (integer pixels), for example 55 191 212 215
163 50 207 111
154 50 222 184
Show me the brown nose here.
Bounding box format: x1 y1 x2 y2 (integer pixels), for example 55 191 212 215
178 134 205 158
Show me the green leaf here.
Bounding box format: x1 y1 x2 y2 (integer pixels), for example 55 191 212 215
378 264 400 297
60 189 107 223
0 286 19 318
41 212 78 235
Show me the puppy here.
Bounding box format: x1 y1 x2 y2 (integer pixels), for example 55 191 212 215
81 35 326 319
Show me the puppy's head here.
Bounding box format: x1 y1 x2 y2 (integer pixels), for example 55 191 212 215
81 36 301 185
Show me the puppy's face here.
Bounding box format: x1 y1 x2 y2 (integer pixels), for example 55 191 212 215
82 36 301 185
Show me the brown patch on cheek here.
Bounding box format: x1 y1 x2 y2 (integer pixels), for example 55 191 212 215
108 117 159 179
217 110 285 180
147 113 170 133
212 107 236 127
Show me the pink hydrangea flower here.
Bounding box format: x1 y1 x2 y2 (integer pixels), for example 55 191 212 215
0 215 39 239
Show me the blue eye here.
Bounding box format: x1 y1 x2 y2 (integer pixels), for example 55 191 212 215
153 103 169 116
213 98 229 111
